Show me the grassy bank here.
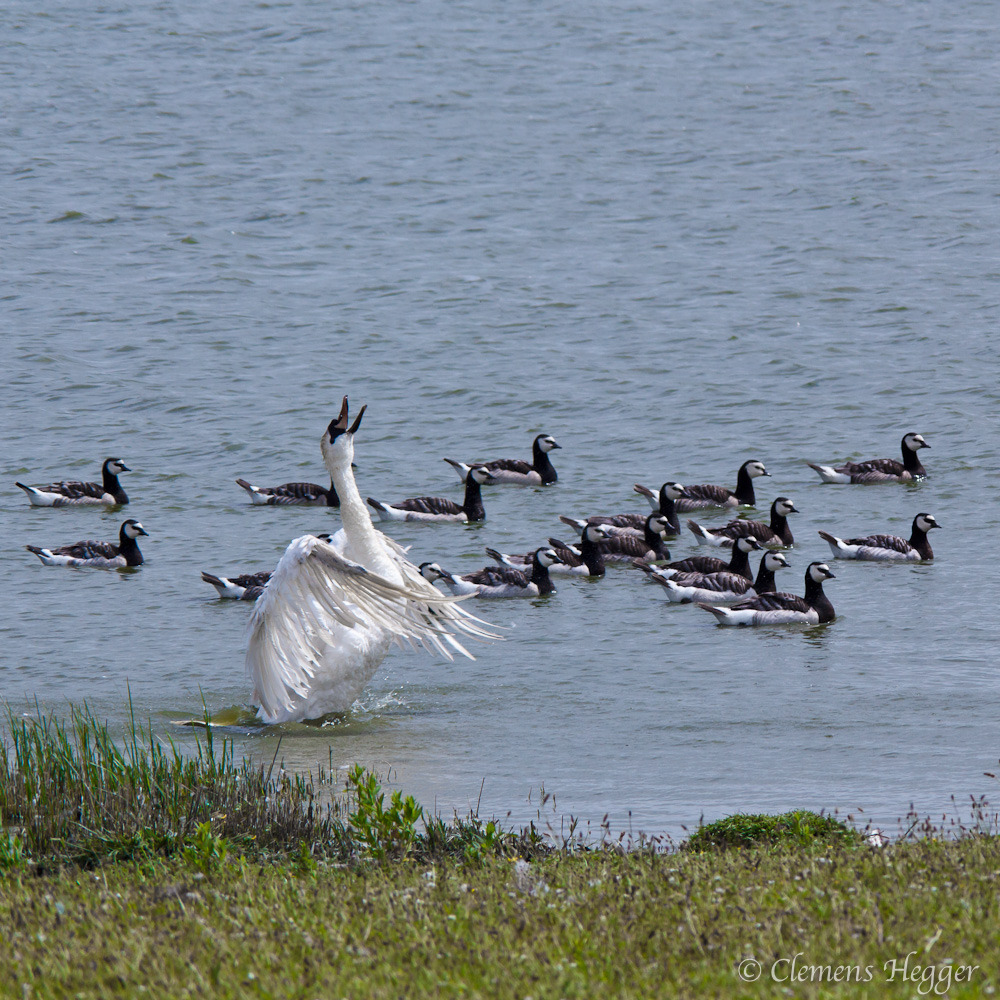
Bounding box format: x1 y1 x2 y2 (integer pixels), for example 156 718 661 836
2 708 999 998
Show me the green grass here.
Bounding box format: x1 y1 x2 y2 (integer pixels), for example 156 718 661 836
2 707 1000 997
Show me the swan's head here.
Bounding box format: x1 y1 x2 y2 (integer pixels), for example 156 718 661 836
322 396 366 471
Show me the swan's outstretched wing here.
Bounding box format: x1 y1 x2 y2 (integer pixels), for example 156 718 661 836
246 535 499 714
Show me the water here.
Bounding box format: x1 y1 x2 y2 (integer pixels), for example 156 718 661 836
3 0 998 840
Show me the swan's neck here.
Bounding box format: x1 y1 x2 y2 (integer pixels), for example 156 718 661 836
330 458 401 582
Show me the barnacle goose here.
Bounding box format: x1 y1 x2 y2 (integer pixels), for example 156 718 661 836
202 571 272 601
26 519 148 568
367 466 495 522
244 398 499 724
687 497 798 549
698 562 836 626
487 523 612 577
443 434 561 486
421 547 559 598
638 535 761 581
16 458 130 507
650 550 789 604
673 460 769 511
236 477 340 507
808 432 929 483
818 513 940 561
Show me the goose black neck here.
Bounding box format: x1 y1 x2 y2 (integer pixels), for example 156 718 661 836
642 521 670 559
462 475 486 520
578 533 606 576
530 557 556 595
902 443 926 475
118 531 144 567
103 467 128 504
768 506 794 545
727 543 753 580
753 559 778 594
909 524 934 559
656 489 681 534
733 465 757 505
804 576 835 623
532 439 558 484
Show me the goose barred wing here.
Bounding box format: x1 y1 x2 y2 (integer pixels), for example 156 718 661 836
840 458 905 482
44 480 104 500
679 484 733 505
715 518 767 540
844 533 909 553
661 570 750 594
60 539 120 559
730 591 810 613
483 458 532 475
394 496 464 515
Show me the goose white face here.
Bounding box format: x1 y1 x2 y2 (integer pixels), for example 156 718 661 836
538 435 560 452
915 513 939 532
735 536 761 553
470 467 496 485
764 551 790 570
808 562 835 582
904 433 928 451
107 459 129 474
584 524 613 543
775 498 797 516
123 521 147 539
537 548 559 567
664 482 686 499
745 461 769 478
419 562 444 581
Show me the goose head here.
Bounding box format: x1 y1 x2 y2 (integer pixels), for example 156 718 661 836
773 497 798 517
734 536 762 554
741 460 770 479
121 519 148 540
535 434 561 453
582 523 613 544
418 562 445 582
807 561 835 584
903 432 929 452
647 514 671 537
322 396 366 472
914 513 940 533
762 551 790 572
104 458 130 475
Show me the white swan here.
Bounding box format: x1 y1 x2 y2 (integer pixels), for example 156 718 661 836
245 398 499 724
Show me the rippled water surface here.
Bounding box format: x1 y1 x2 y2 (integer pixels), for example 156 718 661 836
4 0 999 838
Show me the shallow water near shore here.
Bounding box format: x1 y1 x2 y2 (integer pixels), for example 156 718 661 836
3 0 999 839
